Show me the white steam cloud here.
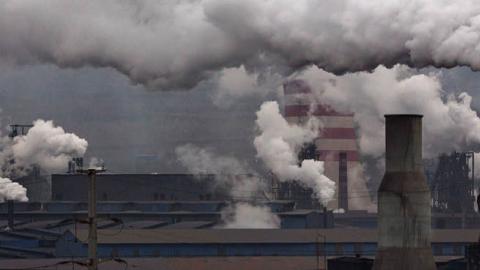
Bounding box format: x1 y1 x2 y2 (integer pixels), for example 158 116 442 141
175 144 278 228
220 203 280 229
3 1 480 89
299 65 480 159
10 120 88 174
0 119 88 202
254 101 335 205
0 177 28 202
212 66 281 107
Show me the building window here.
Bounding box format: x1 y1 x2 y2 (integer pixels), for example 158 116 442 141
343 243 354 256
432 244 442 256
325 244 335 256
442 244 454 256
102 192 108 201
153 193 159 200
353 243 362 256
453 244 463 256
335 243 344 256
111 248 119 257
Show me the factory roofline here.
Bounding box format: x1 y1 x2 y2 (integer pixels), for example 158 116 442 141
51 173 256 176
66 229 479 244
384 114 423 118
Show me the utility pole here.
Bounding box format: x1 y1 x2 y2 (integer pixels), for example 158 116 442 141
316 230 327 270
77 167 106 270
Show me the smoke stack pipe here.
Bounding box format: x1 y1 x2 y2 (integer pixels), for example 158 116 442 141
7 200 14 230
373 115 435 270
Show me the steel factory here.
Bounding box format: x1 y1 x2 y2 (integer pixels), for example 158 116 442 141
0 80 478 270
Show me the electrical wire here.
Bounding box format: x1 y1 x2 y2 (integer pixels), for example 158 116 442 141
0 257 129 270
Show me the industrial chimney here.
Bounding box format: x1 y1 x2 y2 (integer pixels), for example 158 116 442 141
373 115 435 270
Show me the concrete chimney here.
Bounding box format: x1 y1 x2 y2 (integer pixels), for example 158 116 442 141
373 115 435 270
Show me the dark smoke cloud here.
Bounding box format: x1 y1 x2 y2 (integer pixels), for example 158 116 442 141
2 0 480 89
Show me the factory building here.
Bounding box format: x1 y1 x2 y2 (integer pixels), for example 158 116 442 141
55 228 475 259
281 80 373 210
0 200 334 230
51 174 233 202
0 225 478 269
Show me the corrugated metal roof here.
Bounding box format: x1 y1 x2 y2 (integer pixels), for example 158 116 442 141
15 220 64 230
68 229 480 244
70 229 374 244
110 220 169 229
161 221 216 229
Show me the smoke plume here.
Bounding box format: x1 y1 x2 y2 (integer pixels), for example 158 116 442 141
0 119 87 201
176 144 279 228
3 1 480 89
10 119 88 174
299 65 480 159
220 203 280 229
254 101 335 205
175 144 266 199
0 177 28 202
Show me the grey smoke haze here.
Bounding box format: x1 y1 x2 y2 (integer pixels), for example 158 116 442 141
0 65 269 173
254 101 335 205
175 144 279 228
3 64 480 181
299 65 480 159
2 0 480 197
220 203 280 229
3 1 480 90
175 144 267 199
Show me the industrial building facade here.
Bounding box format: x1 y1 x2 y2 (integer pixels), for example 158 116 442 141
51 174 230 202
281 80 373 210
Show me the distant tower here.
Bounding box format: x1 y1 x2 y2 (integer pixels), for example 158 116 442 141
429 152 475 214
8 124 33 138
282 80 372 210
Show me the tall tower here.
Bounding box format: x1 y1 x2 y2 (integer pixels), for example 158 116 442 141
283 80 372 210
373 115 435 270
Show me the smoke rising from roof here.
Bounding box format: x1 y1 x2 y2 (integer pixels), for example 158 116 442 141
10 119 88 174
3 1 480 89
220 203 280 229
175 144 280 228
254 101 335 205
0 177 27 202
175 144 266 199
0 119 87 201
299 65 480 159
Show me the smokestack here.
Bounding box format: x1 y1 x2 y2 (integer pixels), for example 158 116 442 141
7 200 14 230
373 115 435 270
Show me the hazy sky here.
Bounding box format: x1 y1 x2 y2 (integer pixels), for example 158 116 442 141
0 64 479 175
0 64 275 173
